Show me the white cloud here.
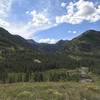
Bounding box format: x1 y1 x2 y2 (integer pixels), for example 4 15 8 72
61 2 67 8
0 0 33 39
0 20 33 39
0 0 12 18
73 31 77 34
56 0 100 24
68 30 77 34
0 19 10 27
38 38 58 44
0 15 55 39
29 10 51 27
68 30 71 33
0 6 54 39
0 0 54 39
7 24 34 39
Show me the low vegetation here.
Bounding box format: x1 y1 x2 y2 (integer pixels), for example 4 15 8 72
0 81 100 100
0 68 94 83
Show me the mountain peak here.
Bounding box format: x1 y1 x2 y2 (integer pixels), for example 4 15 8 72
57 40 65 43
27 39 37 44
85 30 97 33
82 30 100 36
74 30 100 40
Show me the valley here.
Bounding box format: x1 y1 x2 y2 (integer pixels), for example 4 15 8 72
0 27 100 99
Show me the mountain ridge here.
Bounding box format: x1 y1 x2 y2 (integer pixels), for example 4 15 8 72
0 27 100 76
0 27 100 53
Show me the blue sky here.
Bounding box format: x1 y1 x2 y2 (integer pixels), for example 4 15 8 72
0 0 100 43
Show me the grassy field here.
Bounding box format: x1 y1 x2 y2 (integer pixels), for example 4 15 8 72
0 81 100 100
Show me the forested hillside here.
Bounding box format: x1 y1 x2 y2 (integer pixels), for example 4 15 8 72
0 27 100 83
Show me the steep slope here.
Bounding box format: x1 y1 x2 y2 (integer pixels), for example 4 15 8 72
0 27 35 49
27 30 100 53
0 27 100 53
63 30 100 53
27 39 68 53
36 40 68 53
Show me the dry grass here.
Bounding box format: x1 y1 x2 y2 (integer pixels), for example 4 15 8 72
0 82 100 100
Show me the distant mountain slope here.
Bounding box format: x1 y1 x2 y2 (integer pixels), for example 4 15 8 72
63 30 100 53
0 27 36 49
27 30 100 53
0 27 68 52
36 40 68 53
28 39 69 53
0 27 100 54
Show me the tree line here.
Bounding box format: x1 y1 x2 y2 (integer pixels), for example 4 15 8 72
0 49 100 83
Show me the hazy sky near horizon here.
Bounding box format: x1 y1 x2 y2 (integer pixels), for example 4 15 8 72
0 0 100 43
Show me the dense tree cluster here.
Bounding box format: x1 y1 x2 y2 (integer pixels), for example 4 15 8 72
0 48 100 83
